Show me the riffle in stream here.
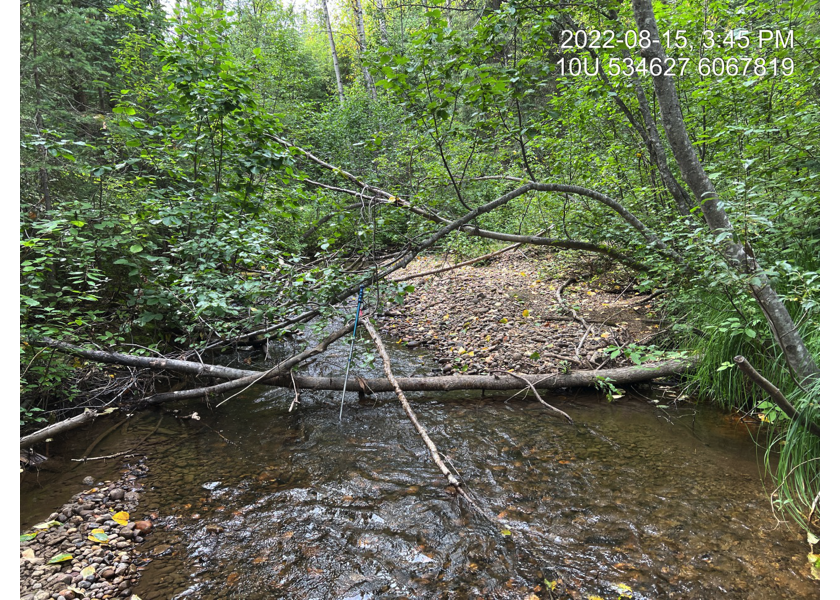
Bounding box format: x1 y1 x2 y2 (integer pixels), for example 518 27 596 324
21 340 817 599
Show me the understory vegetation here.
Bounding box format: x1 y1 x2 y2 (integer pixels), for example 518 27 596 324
21 0 818 538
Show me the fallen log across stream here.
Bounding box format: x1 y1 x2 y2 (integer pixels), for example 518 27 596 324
24 336 697 448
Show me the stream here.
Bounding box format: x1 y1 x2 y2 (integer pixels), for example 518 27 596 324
20 338 818 599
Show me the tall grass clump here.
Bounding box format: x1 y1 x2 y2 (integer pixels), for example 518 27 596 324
667 288 819 535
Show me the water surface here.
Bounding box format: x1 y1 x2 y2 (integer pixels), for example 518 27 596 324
21 342 816 599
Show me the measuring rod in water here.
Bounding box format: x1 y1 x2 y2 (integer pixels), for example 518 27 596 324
339 286 364 422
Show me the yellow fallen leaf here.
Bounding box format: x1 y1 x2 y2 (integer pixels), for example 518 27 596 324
522 309 530 318
500 317 508 323
81 565 96 578
88 529 109 544
112 511 129 526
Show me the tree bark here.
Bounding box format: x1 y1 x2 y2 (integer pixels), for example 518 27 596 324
321 0 345 104
374 0 388 44
141 323 354 405
29 0 52 211
626 68 694 216
631 0 818 384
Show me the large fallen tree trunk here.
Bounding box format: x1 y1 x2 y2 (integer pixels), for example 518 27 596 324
24 338 696 448
34 337 696 393
277 361 694 392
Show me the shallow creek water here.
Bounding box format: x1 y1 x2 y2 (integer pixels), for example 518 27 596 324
21 341 817 599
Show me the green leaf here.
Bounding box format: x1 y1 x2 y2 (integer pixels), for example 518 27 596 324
129 244 143 253
48 553 73 564
88 530 109 543
20 533 37 542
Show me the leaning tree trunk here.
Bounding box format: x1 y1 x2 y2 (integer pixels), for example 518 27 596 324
321 0 345 104
631 0 819 385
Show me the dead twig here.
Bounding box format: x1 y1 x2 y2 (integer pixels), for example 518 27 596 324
491 371 574 424
71 452 141 462
289 371 301 412
72 416 130 466
362 317 495 523
575 324 593 367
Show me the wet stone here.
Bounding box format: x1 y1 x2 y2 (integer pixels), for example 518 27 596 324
20 461 150 600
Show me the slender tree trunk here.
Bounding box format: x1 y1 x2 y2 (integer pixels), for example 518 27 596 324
374 0 388 44
631 0 818 384
29 0 51 211
351 0 377 100
321 0 345 104
627 69 694 217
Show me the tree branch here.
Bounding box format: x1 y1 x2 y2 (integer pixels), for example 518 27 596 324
733 355 819 437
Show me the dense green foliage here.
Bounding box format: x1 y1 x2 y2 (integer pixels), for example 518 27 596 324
21 0 818 534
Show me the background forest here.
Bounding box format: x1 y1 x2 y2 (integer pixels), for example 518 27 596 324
20 0 819 538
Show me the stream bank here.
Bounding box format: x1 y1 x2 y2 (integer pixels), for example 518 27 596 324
20 461 154 600
380 251 666 376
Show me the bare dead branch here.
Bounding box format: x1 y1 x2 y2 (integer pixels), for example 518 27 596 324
733 355 819 437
